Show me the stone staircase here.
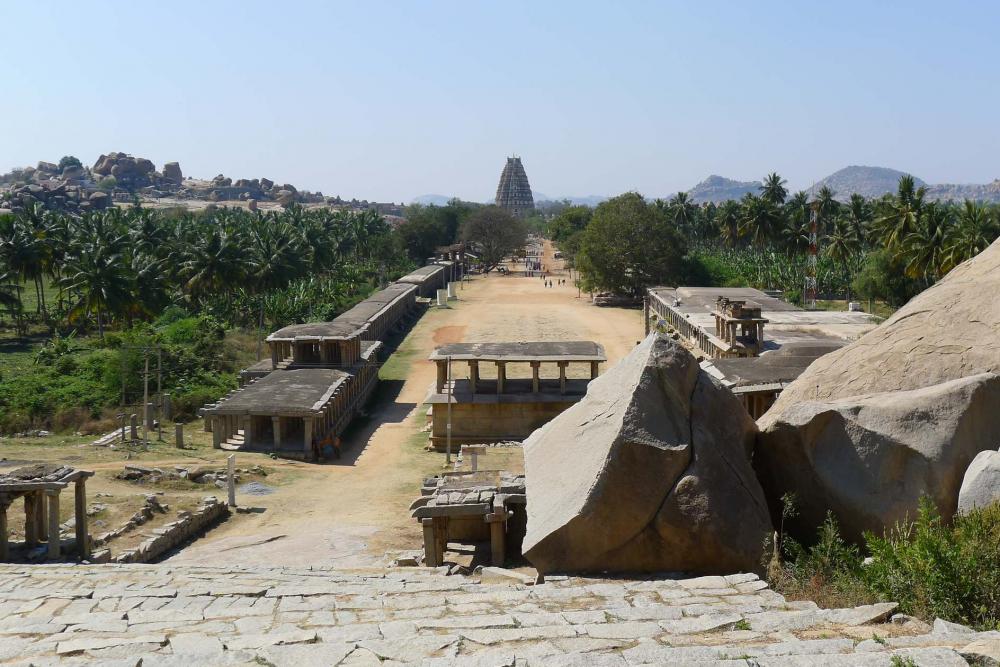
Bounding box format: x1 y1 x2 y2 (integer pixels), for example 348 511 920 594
0 564 995 665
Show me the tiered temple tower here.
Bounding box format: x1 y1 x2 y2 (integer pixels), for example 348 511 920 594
494 156 534 218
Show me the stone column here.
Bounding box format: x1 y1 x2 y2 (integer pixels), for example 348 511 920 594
591 361 599 379
244 418 255 448
271 344 280 369
162 393 172 422
643 296 650 335
0 502 8 561
436 361 447 393
469 361 479 394
174 423 184 448
71 479 87 558
421 518 438 567
211 418 222 449
558 362 568 395
46 490 60 560
24 493 37 547
35 493 47 546
272 417 282 450
129 414 138 440
530 362 540 394
303 417 313 456
496 362 506 394
145 402 155 430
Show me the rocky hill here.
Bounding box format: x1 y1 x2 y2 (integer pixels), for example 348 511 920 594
687 175 761 204
806 166 924 200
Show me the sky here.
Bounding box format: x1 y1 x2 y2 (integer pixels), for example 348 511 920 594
3 1 999 203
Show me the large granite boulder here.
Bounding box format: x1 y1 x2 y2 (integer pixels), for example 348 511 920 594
162 161 183 184
758 240 1000 540
958 449 1000 514
766 238 1000 410
522 334 771 575
757 373 1000 541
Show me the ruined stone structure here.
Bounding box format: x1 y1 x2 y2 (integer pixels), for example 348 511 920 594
424 341 606 450
647 286 874 418
203 264 453 460
494 156 534 219
0 464 93 561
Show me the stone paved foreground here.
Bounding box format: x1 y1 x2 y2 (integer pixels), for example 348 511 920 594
0 564 996 665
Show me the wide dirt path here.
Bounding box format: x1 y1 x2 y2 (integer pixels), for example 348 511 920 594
168 247 643 567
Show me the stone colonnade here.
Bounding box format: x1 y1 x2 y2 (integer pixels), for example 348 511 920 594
436 359 601 396
0 474 92 562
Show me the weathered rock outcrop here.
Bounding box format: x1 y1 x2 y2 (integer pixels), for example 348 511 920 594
756 373 1000 541
162 161 183 184
758 239 1000 540
765 238 1000 410
522 334 771 575
957 449 1000 514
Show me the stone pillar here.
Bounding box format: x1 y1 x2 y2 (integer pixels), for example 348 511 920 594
244 418 255 448
74 479 88 559
46 490 60 560
488 516 506 567
447 282 456 299
24 493 37 547
272 417 282 450
496 362 506 394
162 394 172 422
469 361 479 394
145 402 155 430
643 296 650 335
0 503 7 561
129 414 138 440
271 344 280 369
421 518 438 567
211 417 222 449
303 417 313 456
36 492 47 546
530 362 540 394
436 361 447 393
591 361 599 379
174 423 184 448
558 362 568 395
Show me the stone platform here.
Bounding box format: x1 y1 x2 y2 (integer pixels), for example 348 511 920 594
0 564 994 665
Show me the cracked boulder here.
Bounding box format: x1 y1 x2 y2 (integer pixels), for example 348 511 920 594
758 238 1000 540
756 372 1000 542
522 333 771 575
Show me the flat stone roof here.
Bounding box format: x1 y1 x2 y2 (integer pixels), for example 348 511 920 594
703 341 844 390
206 369 349 416
398 265 445 283
429 341 606 362
267 320 362 342
649 286 874 344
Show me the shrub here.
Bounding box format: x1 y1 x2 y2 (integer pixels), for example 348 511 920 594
98 176 117 190
862 498 1000 629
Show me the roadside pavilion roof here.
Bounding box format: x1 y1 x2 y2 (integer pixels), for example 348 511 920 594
429 341 606 363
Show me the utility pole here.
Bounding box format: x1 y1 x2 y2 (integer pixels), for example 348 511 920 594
805 205 818 309
445 356 453 466
156 347 163 441
142 353 149 450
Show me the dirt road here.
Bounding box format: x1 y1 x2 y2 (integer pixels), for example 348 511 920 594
168 246 643 566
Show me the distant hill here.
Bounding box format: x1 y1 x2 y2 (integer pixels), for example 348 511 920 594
687 175 761 204
925 179 1000 202
411 194 454 206
536 194 608 207
807 166 925 200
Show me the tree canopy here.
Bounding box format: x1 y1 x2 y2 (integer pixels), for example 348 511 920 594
460 206 526 273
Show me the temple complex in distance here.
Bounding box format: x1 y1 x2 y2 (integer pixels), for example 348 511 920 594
494 156 534 218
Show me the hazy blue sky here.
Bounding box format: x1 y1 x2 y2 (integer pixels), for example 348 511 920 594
3 1 999 202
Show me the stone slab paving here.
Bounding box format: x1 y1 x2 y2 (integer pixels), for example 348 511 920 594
0 564 995 665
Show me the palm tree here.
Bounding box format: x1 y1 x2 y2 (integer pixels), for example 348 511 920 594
667 192 698 237
0 266 24 335
944 200 998 269
844 194 873 247
760 172 788 205
58 212 132 340
874 175 926 250
813 186 840 236
897 202 953 282
739 193 781 247
824 216 860 303
716 201 740 247
175 223 245 305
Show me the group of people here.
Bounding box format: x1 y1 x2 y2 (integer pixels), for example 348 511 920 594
541 277 568 288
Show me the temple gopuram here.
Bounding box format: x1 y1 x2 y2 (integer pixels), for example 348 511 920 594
494 156 534 219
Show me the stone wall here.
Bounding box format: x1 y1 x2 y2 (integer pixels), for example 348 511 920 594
112 497 229 564
429 400 576 450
